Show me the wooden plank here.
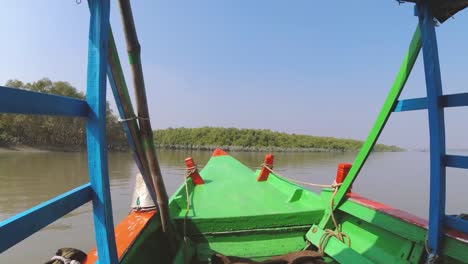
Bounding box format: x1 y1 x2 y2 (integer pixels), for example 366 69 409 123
0 86 88 116
417 2 447 257
394 97 427 112
106 27 156 204
0 183 92 253
445 215 468 234
442 92 468 108
85 0 118 263
394 92 468 112
444 155 468 169
117 0 177 250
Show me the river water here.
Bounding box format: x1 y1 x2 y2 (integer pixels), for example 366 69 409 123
0 149 467 262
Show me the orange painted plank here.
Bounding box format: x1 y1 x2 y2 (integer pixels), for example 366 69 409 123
83 210 156 264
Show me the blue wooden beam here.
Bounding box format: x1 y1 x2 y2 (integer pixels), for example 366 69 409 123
394 92 468 112
85 0 118 263
0 183 92 253
417 2 447 259
0 86 88 116
444 155 468 169
445 215 468 234
441 92 468 108
394 97 427 112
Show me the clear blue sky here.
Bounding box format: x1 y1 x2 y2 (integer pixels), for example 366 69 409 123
1 1 468 149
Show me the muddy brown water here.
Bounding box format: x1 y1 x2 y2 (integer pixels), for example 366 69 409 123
0 149 467 263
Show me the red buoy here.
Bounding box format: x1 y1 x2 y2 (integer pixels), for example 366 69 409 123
335 163 352 193
184 157 204 185
257 154 274 181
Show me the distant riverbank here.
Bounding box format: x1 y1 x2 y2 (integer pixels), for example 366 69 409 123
0 146 51 153
0 144 128 153
154 127 403 152
154 144 395 153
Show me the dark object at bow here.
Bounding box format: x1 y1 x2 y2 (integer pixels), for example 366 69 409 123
44 248 87 264
398 0 468 23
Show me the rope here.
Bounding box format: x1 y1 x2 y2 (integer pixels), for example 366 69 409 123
261 164 336 189
118 116 150 122
260 164 350 255
183 166 197 240
317 185 350 255
50 256 81 264
181 165 198 264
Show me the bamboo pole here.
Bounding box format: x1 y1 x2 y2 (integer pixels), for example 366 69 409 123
106 27 157 204
116 0 173 238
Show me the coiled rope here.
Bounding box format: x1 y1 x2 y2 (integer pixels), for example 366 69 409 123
260 164 351 255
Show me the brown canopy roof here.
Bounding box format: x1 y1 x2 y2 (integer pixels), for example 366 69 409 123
399 0 468 23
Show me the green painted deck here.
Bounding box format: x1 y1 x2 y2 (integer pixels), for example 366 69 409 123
169 154 325 240
117 151 468 263
168 152 325 261
172 154 324 219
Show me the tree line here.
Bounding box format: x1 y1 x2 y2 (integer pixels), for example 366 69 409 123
0 78 127 150
153 127 403 152
0 80 402 153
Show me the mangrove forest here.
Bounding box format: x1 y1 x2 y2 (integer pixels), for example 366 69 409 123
1 79 402 153
154 127 403 152
0 78 127 150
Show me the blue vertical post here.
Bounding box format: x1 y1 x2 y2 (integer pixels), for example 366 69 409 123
417 2 446 260
86 0 118 263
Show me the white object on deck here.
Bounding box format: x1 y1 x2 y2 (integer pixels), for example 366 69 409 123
131 173 156 210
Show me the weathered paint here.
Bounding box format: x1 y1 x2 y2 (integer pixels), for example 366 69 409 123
83 210 156 264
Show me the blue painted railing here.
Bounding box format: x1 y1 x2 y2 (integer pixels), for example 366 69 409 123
374 1 468 261
0 184 92 253
393 92 468 112
0 0 118 263
392 1 468 260
0 86 89 116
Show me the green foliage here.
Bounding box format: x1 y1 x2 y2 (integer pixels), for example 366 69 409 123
0 78 127 150
153 127 403 152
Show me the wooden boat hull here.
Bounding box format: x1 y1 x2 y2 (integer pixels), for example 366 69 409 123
84 149 468 263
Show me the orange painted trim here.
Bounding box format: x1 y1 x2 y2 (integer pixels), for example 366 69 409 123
212 148 228 156
83 210 157 264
